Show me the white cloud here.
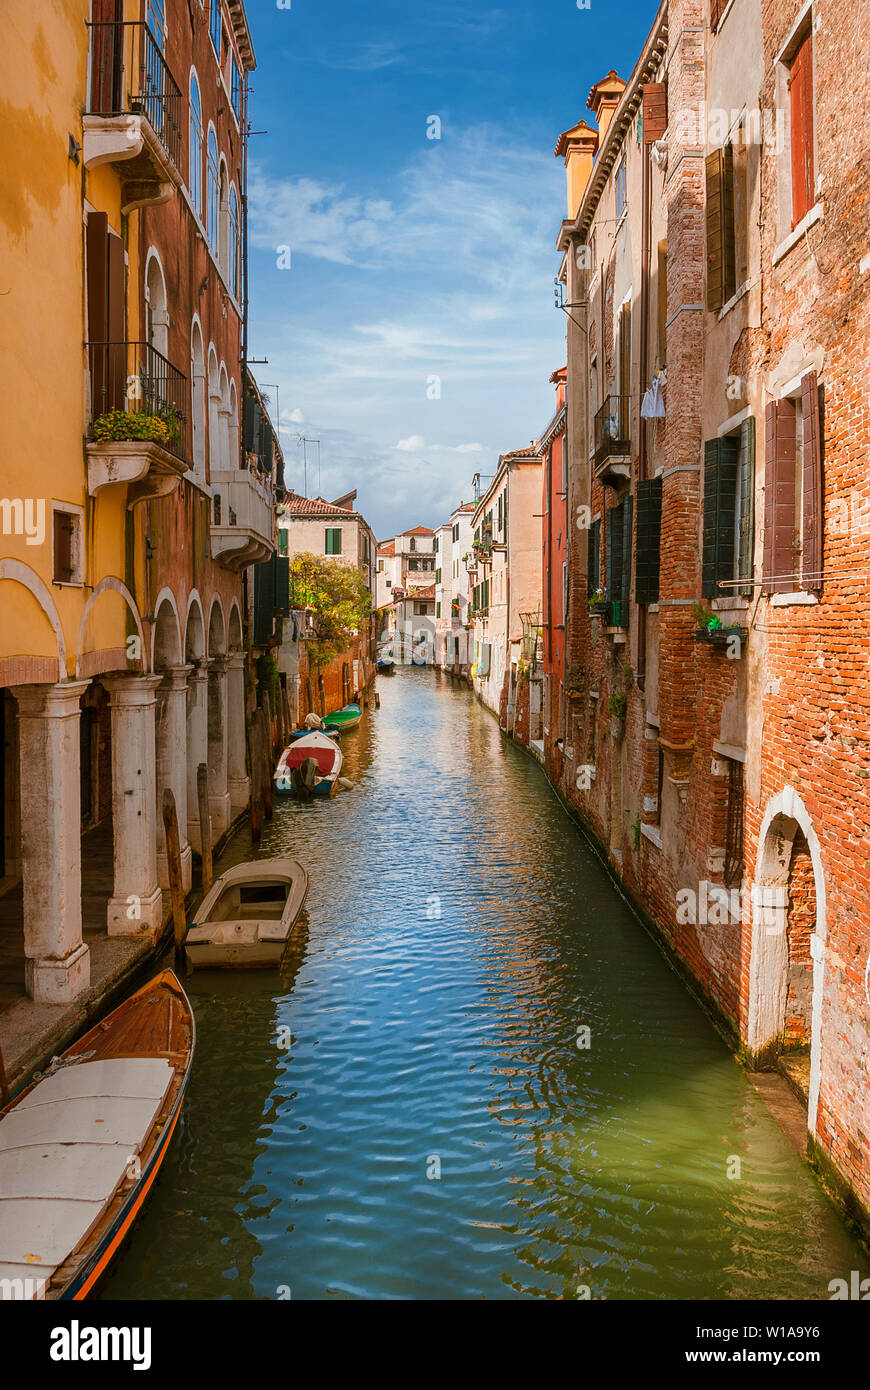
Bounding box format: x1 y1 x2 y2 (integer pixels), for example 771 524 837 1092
396 436 425 452
321 42 405 72
281 407 305 426
455 442 484 453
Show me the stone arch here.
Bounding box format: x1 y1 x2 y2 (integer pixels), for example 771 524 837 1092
207 596 226 658
0 560 66 683
151 588 182 671
228 377 239 470
227 599 243 651
184 590 205 662
76 576 145 678
190 317 207 481
750 785 826 1134
218 154 230 274
219 361 231 473
145 248 169 359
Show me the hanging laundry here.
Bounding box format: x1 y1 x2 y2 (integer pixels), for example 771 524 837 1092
641 370 666 419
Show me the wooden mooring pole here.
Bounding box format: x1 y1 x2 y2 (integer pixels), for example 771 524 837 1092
197 762 213 893
162 788 187 959
259 707 274 820
250 718 263 845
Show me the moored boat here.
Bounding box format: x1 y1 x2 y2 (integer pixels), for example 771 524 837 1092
377 656 395 672
323 703 362 731
274 731 344 796
0 970 194 1300
184 859 309 970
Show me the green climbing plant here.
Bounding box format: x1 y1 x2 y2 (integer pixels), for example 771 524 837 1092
287 552 372 670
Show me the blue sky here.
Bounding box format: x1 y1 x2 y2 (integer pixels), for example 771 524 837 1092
246 0 656 538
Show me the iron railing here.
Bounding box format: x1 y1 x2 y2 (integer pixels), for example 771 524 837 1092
88 340 189 464
87 21 183 171
594 394 631 470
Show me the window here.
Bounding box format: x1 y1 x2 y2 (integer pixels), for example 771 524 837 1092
52 507 82 585
705 140 748 310
409 537 416 551
147 0 166 45
635 478 663 604
228 187 240 296
189 74 203 215
711 0 730 30
723 759 745 888
207 130 220 251
787 28 815 228
702 419 755 597
210 0 222 56
617 299 631 396
385 578 392 588
615 158 627 220
278 529 288 556
605 499 632 622
587 516 601 594
436 602 441 619
763 375 822 594
325 527 342 556
230 54 241 121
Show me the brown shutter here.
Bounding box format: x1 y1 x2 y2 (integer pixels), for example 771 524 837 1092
642 83 667 143
722 143 736 303
53 512 74 584
86 212 109 417
618 300 631 397
763 400 797 595
800 371 823 591
711 0 728 29
789 33 815 228
657 240 667 365
705 150 725 311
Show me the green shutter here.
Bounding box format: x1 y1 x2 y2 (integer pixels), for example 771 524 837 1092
702 436 740 598
621 496 633 611
737 417 755 596
635 478 662 604
587 517 601 593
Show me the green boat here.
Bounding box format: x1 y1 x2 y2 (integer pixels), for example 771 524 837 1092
323 703 362 732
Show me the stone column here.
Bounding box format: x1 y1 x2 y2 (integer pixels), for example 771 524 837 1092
207 654 231 841
156 664 193 895
226 651 250 814
186 660 209 854
103 674 163 937
14 681 91 1003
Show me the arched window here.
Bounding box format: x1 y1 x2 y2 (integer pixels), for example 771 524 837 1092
190 321 206 480
207 129 220 251
145 252 168 359
207 346 221 477
189 73 203 215
228 187 240 297
218 159 229 274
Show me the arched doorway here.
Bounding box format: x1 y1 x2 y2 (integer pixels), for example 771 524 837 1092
749 787 826 1134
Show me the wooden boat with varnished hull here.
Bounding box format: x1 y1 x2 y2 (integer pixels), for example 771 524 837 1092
0 970 194 1300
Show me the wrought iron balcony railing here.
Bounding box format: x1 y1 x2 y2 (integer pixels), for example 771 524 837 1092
594 394 632 471
86 21 183 171
87 340 189 464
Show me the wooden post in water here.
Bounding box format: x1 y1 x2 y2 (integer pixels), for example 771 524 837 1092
275 683 285 750
263 689 274 756
162 788 187 958
305 676 314 721
197 762 213 893
318 673 326 717
250 718 263 844
283 686 292 740
258 708 274 820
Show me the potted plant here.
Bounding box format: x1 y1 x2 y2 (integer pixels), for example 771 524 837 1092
692 602 747 646
587 588 608 617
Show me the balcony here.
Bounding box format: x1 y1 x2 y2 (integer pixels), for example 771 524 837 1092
594 395 632 485
83 22 183 211
86 341 189 505
211 467 276 571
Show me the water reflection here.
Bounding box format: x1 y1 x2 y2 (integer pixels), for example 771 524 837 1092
104 669 862 1300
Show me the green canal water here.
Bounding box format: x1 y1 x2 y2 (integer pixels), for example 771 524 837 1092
103 668 862 1300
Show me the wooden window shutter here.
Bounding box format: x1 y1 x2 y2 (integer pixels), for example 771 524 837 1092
711 0 728 30
789 33 815 228
737 416 756 596
800 371 823 591
618 300 631 396
657 240 668 366
705 150 734 311
605 505 619 602
702 437 739 598
635 478 662 605
762 400 797 594
53 511 75 584
621 495 633 610
243 395 260 453
642 83 667 143
86 212 109 416
253 554 277 645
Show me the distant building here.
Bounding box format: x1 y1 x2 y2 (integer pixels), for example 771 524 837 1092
434 503 476 675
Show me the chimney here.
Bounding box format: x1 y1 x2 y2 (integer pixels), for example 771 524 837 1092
554 120 599 221
587 70 627 146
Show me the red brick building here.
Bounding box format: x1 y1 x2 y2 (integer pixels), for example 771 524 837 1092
552 0 870 1233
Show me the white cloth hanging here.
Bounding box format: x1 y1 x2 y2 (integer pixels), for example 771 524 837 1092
641 372 666 419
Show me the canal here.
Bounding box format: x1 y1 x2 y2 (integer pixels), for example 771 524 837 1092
103 668 862 1300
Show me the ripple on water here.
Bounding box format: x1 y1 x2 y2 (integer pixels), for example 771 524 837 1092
101 670 863 1301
